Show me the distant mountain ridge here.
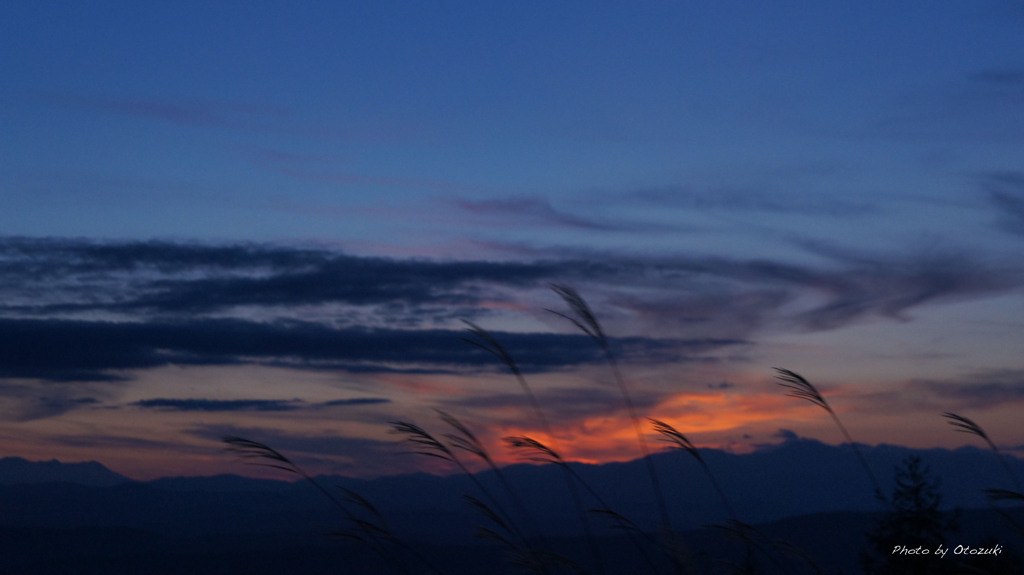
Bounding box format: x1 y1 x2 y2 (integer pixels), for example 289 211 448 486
0 456 129 487
3 440 1023 575
4 438 1022 531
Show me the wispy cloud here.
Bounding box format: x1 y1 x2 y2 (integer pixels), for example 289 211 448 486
2 394 100 422
454 196 654 232
623 184 877 218
980 171 1024 236
873 68 1024 141
0 237 553 319
0 316 706 382
907 369 1024 410
438 385 647 424
56 94 292 133
781 241 1013 330
276 168 489 195
132 398 303 412
970 69 1024 87
130 397 391 412
321 398 391 407
48 433 204 453
1 236 1017 386
0 229 1018 433
54 94 415 143
0 378 107 421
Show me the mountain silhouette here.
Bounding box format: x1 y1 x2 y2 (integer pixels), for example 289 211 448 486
3 439 1022 574
0 456 129 487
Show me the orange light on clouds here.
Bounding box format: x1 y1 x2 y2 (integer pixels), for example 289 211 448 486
479 387 831 469
652 390 820 433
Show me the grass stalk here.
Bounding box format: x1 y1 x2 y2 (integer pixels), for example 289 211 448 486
462 320 552 435
390 419 511 526
506 434 665 575
773 368 884 502
943 412 1024 539
943 412 1022 491
548 286 674 534
437 410 555 558
391 416 553 574
223 436 442 574
464 320 606 574
708 520 801 575
223 436 346 515
650 420 817 573
649 418 737 521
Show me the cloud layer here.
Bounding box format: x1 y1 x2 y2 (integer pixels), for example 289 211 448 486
1 236 1015 386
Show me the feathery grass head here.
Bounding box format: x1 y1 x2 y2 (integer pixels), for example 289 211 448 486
551 284 675 540
504 435 563 465
462 320 522 376
651 418 740 520
224 435 357 521
222 436 306 478
649 418 703 464
548 284 607 349
944 412 1022 491
390 420 456 463
773 368 832 413
942 412 992 443
774 368 884 502
438 410 493 464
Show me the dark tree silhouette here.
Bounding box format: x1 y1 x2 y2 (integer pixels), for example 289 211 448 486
861 456 959 575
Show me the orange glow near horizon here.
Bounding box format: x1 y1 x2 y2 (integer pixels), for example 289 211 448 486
5 362 1020 482
652 390 822 432
471 388 818 468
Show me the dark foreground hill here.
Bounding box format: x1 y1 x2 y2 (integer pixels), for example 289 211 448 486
3 508 1021 575
3 439 1023 574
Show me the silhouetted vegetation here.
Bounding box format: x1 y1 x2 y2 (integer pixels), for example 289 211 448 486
224 287 1022 574
860 456 959 574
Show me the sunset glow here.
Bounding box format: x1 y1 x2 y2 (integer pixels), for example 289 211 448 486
2 1 1023 484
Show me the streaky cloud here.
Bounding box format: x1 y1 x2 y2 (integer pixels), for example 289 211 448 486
455 196 655 232
130 397 392 412
49 433 205 452
1 236 1018 358
625 185 876 217
54 93 359 141
970 68 1024 86
321 398 391 407
980 171 1024 236
133 399 303 412
0 236 555 318
0 317 703 382
4 395 100 422
870 67 1024 141
783 240 1012 330
907 369 1024 410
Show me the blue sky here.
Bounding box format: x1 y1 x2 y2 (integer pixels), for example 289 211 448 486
1 1 1023 479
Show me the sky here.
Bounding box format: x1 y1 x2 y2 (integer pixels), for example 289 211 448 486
1 1 1023 481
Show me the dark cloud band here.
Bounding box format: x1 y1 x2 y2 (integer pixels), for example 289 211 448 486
0 317 719 382
130 397 391 412
0 236 1013 384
